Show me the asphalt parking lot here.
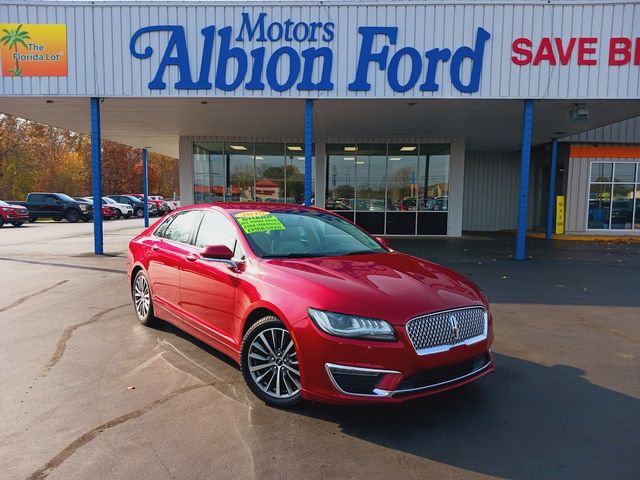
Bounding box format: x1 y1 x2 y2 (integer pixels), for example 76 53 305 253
1 220 638 480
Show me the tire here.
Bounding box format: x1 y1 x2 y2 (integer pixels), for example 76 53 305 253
0 218 4 228
241 316 302 407
114 210 122 220
29 217 37 223
11 222 24 227
65 209 81 223
134 207 144 218
132 270 156 326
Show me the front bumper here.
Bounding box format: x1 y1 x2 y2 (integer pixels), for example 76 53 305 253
2 212 29 221
294 314 494 404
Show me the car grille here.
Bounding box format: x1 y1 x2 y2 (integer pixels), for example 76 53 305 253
405 307 487 355
395 353 491 393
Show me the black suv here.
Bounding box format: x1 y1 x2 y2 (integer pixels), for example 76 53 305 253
108 195 158 218
25 192 92 223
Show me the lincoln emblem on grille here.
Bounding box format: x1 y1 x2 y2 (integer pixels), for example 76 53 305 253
449 315 460 340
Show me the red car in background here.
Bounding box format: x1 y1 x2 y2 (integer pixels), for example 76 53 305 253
74 198 118 220
126 194 170 215
0 200 29 227
127 204 494 407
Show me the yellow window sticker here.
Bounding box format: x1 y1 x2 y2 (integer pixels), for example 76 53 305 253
235 211 285 234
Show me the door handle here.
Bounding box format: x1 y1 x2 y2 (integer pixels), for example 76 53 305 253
185 254 198 262
151 244 159 251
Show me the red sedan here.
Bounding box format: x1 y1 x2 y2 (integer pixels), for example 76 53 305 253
0 200 29 227
127 204 494 407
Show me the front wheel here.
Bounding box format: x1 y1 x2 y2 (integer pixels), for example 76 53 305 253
114 210 122 220
132 270 156 326
65 209 80 223
241 316 302 407
134 207 144 218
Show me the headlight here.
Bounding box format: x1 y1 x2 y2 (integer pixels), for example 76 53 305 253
79 204 87 211
307 308 397 341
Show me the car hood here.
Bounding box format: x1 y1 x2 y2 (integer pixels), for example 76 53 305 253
261 252 485 325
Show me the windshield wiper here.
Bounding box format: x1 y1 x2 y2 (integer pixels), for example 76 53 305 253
340 250 376 256
263 253 319 259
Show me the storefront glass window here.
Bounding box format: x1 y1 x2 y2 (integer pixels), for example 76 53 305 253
225 142 255 202
285 143 314 204
418 144 450 211
588 161 638 230
326 144 356 213
255 143 285 203
325 143 450 234
193 141 314 205
193 142 224 203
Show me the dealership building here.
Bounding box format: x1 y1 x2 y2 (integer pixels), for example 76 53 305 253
1 0 640 256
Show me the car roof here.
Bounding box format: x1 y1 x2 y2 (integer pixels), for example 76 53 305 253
181 202 320 215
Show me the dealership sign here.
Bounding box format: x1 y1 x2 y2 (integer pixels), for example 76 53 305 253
0 23 67 77
130 13 490 94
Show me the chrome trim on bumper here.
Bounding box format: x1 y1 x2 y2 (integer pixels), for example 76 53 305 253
373 355 492 397
325 363 400 398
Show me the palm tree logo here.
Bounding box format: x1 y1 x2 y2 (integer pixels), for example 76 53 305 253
1 24 30 77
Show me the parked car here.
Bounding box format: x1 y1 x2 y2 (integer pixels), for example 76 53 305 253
75 198 118 220
108 195 157 218
128 204 494 407
0 200 29 227
13 192 92 223
80 197 133 219
149 195 179 211
126 194 170 215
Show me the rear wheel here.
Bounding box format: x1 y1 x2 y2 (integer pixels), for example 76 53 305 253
132 270 156 326
11 222 24 227
241 316 302 407
65 209 80 223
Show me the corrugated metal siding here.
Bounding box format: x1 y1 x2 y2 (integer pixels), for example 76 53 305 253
564 116 640 144
2 1 640 98
565 156 591 233
463 151 520 231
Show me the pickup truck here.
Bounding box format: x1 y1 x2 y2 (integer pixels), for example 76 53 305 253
11 192 93 223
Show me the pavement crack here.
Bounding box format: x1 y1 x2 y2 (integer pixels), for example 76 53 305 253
41 304 129 376
26 383 211 480
0 280 69 314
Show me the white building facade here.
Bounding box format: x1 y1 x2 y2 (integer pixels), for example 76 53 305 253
1 1 640 244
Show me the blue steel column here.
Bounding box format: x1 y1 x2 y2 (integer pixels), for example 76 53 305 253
90 97 103 255
515 99 534 261
304 99 313 206
142 148 149 228
546 138 558 240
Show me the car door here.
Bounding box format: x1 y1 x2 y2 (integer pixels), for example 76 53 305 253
180 210 240 349
146 210 202 323
44 194 63 217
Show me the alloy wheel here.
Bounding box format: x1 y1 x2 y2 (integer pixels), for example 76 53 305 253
247 327 301 400
133 273 151 321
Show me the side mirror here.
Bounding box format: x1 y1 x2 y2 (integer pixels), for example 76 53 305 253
201 244 234 260
374 236 392 250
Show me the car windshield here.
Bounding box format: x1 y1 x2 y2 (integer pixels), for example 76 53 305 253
0 200 9 206
57 193 77 202
232 209 386 258
103 197 116 204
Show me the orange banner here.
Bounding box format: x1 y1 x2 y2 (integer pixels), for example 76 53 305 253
570 145 640 158
1 24 67 77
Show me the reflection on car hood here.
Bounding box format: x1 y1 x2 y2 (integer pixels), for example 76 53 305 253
262 252 484 325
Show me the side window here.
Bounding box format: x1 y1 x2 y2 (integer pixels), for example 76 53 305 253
44 195 58 205
154 214 177 238
162 210 202 244
194 211 237 251
29 194 43 203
